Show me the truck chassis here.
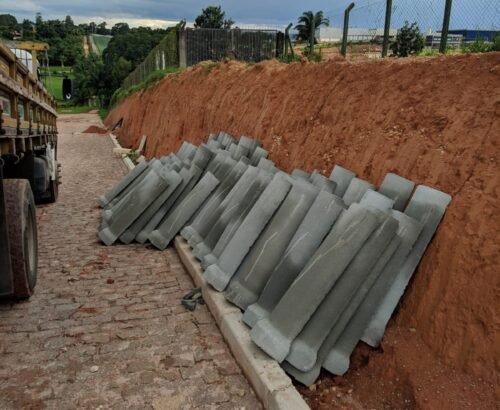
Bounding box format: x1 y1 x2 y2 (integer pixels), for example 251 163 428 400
0 41 58 299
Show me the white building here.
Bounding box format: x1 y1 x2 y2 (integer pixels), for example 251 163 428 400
316 27 397 43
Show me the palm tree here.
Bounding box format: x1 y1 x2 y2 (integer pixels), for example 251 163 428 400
295 11 330 42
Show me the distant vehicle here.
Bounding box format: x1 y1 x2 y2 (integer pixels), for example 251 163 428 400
0 40 59 299
62 77 73 101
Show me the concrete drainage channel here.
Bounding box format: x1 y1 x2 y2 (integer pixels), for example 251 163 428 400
97 131 451 409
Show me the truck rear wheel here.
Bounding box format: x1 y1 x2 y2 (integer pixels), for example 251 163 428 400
4 179 38 299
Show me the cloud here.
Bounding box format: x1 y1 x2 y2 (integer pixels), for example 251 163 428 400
2 0 497 30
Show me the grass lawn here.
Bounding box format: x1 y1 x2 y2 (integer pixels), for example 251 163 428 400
56 105 96 114
93 35 113 54
41 66 74 101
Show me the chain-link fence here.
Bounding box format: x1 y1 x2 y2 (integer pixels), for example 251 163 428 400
319 0 499 59
122 30 178 89
122 28 282 89
180 28 279 67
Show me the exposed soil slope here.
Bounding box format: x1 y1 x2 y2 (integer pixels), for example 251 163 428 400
106 54 500 405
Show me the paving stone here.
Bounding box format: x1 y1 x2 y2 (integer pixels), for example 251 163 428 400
0 115 261 410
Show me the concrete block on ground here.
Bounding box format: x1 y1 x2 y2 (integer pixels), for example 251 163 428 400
310 171 336 193
104 159 162 212
361 185 451 347
342 177 375 206
200 170 274 268
102 160 163 223
238 136 260 157
285 213 398 372
199 169 270 269
322 210 423 377
378 173 415 211
250 204 380 363
135 167 194 243
243 191 345 328
224 179 319 310
191 166 263 260
118 170 183 244
97 160 148 208
250 146 269 166
192 144 214 170
291 169 310 181
99 168 171 246
177 142 197 161
181 161 248 245
149 172 220 250
360 190 395 213
204 172 292 292
329 165 356 197
257 157 277 173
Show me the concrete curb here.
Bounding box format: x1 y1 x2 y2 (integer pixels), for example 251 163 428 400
174 236 310 410
109 133 135 171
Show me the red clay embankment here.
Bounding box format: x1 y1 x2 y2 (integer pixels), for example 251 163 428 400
106 53 500 406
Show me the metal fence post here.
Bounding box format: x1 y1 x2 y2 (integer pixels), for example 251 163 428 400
440 0 453 53
382 0 393 58
284 23 292 60
341 3 355 58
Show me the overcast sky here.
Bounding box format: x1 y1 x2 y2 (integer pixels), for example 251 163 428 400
3 0 499 30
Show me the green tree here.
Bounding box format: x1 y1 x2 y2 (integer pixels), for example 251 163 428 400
73 54 105 104
0 14 17 27
294 11 329 42
111 56 132 81
0 14 18 39
21 19 35 40
194 6 234 29
96 22 109 35
111 22 130 36
391 21 424 57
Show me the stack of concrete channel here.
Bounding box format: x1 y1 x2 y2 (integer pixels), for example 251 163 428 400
97 131 451 386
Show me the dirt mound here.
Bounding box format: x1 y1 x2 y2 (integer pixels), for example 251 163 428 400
82 125 108 134
105 54 500 404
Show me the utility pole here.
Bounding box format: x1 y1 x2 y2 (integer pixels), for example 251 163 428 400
382 0 393 58
440 0 453 53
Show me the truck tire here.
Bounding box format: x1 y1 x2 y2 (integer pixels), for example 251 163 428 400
4 179 38 299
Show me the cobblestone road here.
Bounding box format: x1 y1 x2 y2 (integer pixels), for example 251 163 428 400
0 114 261 410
